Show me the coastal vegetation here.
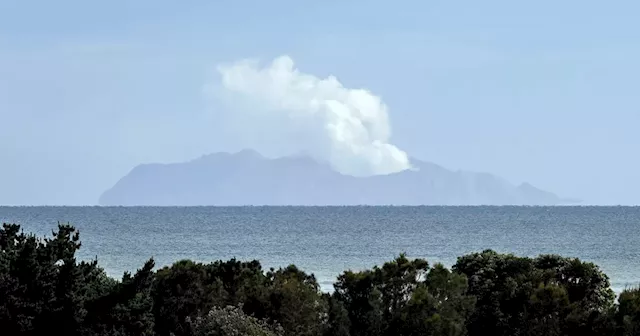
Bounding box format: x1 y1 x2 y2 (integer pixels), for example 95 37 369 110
1 222 639 336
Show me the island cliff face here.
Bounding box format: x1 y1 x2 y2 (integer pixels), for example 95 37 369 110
99 150 573 206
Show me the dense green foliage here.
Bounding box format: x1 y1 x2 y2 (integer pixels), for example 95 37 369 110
1 222 639 336
189 305 284 336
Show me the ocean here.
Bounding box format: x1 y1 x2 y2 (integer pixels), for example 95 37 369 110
1 206 638 293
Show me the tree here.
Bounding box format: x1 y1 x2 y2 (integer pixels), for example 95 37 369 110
152 260 216 336
189 305 284 336
333 254 474 336
616 287 640 336
0 223 107 336
453 250 616 336
265 265 327 336
324 294 350 336
83 259 156 336
151 258 271 336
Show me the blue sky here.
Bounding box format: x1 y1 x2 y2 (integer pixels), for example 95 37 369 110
1 0 639 205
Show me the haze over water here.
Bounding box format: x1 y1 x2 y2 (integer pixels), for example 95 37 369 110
2 206 638 293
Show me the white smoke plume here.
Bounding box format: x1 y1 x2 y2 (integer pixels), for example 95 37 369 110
215 55 411 177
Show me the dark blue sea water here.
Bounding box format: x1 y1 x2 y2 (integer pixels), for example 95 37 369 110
1 206 639 293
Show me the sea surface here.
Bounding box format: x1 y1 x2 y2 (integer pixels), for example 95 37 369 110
1 206 639 293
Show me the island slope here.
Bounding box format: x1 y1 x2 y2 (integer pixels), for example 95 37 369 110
99 150 574 206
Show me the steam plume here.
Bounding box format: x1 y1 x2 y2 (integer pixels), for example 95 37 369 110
215 55 411 176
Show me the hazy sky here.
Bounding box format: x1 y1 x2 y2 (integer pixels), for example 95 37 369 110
1 0 639 205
